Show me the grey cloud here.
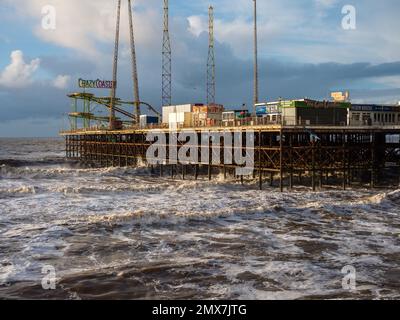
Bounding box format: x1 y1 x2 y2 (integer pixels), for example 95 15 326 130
1 0 400 135
174 37 400 106
40 55 97 76
2 50 400 127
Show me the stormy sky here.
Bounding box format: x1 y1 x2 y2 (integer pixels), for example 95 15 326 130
0 0 400 137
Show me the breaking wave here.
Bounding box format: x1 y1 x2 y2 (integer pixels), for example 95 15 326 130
0 163 150 180
362 189 400 205
1 138 400 299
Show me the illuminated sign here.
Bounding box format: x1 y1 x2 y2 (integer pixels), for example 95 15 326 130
78 78 115 89
331 91 349 102
351 105 399 112
256 105 279 115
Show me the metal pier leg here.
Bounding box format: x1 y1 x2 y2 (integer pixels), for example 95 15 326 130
280 130 284 192
208 137 212 181
319 171 323 190
289 172 293 190
258 130 262 190
371 133 376 189
312 142 316 192
289 134 293 190
342 132 347 190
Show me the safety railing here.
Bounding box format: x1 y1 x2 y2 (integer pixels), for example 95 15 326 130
60 116 400 133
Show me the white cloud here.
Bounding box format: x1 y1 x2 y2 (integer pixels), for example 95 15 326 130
0 50 40 88
314 0 338 9
6 0 161 59
188 15 207 37
52 74 71 89
4 0 400 65
182 0 400 64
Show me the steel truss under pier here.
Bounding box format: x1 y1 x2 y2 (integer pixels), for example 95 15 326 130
62 126 400 191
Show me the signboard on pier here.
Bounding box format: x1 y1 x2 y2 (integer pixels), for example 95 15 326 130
78 79 115 89
331 91 350 102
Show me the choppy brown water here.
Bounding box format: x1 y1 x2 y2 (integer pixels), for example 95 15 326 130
0 138 399 300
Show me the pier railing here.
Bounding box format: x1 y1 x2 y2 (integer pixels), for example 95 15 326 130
60 116 400 135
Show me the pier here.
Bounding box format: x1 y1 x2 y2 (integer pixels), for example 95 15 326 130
61 125 400 191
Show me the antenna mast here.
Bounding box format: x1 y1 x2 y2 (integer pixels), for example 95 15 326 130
162 0 172 107
207 6 216 106
253 0 259 115
109 0 122 129
109 0 141 128
128 0 141 123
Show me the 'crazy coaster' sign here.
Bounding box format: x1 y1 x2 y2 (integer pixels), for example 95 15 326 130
78 79 115 89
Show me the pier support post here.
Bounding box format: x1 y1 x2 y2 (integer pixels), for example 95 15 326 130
66 136 69 158
118 142 122 167
371 133 376 188
280 130 284 192
258 130 263 190
342 133 347 190
289 134 293 190
289 173 294 190
269 172 273 187
319 171 323 189
312 141 316 192
208 135 212 181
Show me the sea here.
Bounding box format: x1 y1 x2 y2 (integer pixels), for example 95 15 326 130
0 137 399 299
